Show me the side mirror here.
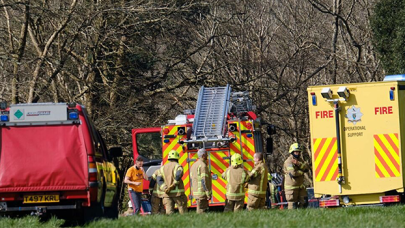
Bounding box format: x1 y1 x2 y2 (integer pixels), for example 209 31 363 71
109 147 123 158
266 137 273 155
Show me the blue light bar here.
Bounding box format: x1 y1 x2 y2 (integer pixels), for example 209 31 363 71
68 111 79 120
0 115 8 122
383 74 405 81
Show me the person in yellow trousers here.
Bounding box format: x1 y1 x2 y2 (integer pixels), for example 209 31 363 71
247 152 269 210
157 150 188 214
149 168 165 214
222 153 248 212
283 143 310 209
190 148 212 213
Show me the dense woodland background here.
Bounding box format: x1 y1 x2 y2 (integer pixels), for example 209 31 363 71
0 0 399 203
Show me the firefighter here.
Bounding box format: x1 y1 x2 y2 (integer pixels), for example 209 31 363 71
149 168 165 214
283 143 310 209
247 152 269 211
157 150 188 214
190 148 212 214
222 153 248 212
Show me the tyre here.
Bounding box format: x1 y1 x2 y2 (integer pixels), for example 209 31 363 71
104 200 119 219
81 202 104 223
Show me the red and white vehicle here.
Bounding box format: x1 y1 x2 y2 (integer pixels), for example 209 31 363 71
0 102 122 220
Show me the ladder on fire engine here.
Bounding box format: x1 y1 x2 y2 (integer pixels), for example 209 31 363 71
192 85 231 140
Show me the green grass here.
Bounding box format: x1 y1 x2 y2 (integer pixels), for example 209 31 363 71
0 216 64 228
2 206 405 227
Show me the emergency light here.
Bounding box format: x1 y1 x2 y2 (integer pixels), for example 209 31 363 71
1 115 8 122
390 87 395 101
311 92 317 106
383 74 405 81
68 110 79 120
0 110 9 122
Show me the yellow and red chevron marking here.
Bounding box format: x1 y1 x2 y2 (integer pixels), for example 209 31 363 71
179 150 190 206
209 151 229 204
162 125 188 163
162 125 178 163
374 133 400 178
184 152 198 206
229 121 255 171
313 137 338 182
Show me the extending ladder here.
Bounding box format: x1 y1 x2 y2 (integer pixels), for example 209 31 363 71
192 85 231 140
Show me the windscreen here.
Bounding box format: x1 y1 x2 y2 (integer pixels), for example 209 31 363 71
136 132 162 160
0 124 88 192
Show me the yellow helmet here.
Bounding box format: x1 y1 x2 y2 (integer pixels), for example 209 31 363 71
289 143 303 153
231 153 243 166
168 150 180 160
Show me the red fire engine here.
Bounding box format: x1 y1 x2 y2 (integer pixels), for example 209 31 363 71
132 85 275 211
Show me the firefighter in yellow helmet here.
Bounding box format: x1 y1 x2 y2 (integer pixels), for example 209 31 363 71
246 152 269 210
190 148 212 213
148 167 165 214
283 143 310 209
222 153 248 212
157 150 188 214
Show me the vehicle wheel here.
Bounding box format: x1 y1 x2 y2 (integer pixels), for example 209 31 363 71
82 202 104 223
104 200 119 219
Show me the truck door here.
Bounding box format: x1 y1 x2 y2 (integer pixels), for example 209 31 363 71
132 128 162 191
132 128 162 160
95 130 118 207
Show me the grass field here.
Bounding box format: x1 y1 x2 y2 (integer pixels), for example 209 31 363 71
1 205 405 228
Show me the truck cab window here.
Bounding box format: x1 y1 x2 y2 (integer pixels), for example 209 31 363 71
136 132 162 160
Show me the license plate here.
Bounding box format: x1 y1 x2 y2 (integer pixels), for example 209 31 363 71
23 195 59 203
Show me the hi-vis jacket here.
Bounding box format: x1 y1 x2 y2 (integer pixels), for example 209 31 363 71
222 166 248 201
283 155 309 191
247 161 269 197
190 159 212 199
150 169 164 198
159 161 185 197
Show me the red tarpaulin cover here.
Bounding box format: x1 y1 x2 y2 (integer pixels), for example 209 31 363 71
0 125 88 192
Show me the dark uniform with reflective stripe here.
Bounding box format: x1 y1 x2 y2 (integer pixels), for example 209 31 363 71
191 159 212 213
283 154 309 209
247 161 269 210
222 165 248 212
149 169 165 214
158 161 188 214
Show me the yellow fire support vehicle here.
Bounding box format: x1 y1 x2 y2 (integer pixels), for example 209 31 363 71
307 75 405 207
